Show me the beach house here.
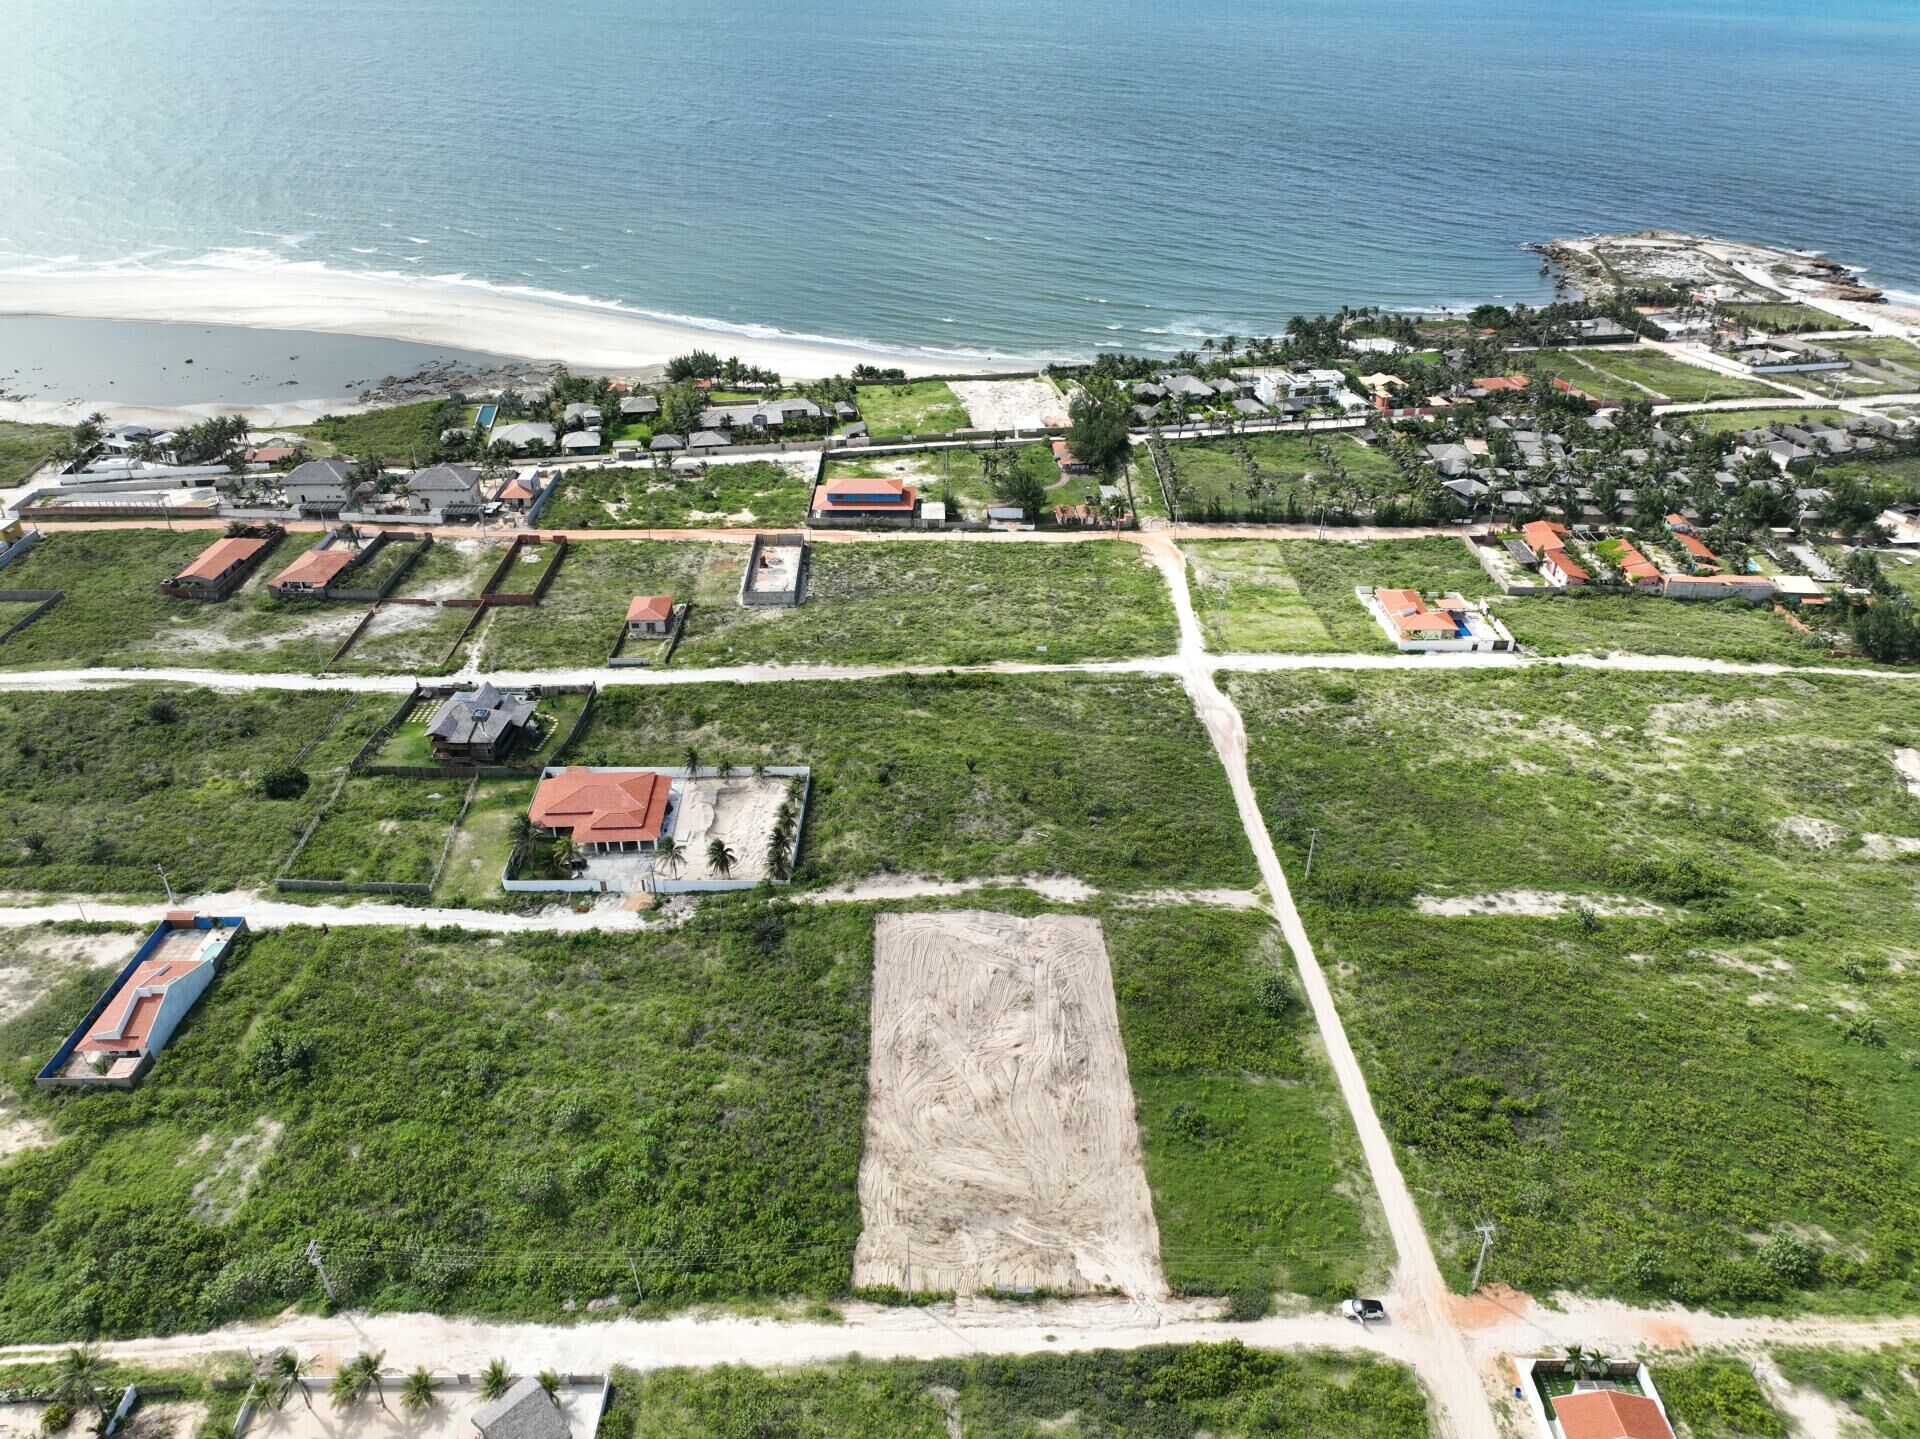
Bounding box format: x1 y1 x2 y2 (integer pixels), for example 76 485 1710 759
625 594 676 638
529 766 675 854
162 535 272 599
1360 587 1514 653
407 463 483 518
809 475 918 527
426 681 539 763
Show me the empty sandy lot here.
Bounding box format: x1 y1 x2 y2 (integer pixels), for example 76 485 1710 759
854 911 1163 1298
949 378 1070 431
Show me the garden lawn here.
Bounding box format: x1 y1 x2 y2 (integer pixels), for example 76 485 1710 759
1226 666 1920 1311
0 422 67 486
0 529 375 674
852 380 970 436
1491 589 1834 666
672 540 1177 667
1154 433 1403 522
1773 1343 1920 1437
1526 348 1781 403
0 685 390 896
282 777 469 887
575 673 1257 891
1719 302 1848 333
1184 538 1489 654
537 460 810 529
434 779 534 905
599 1346 1431 1439
1673 406 1846 435
1108 908 1382 1305
0 911 874 1338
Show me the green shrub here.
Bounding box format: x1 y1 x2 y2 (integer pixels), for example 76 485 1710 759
40 1402 73 1433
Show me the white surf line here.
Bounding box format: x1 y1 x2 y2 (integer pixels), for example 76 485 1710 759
1138 532 1497 1439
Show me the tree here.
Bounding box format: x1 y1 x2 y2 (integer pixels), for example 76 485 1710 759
707 840 736 879
329 1353 379 1411
1064 376 1133 473
653 835 686 879
266 1349 315 1412
53 1347 111 1420
507 813 535 852
536 1372 562 1404
546 837 578 878
401 1369 436 1413
479 1361 514 1403
990 451 1048 519
683 746 701 775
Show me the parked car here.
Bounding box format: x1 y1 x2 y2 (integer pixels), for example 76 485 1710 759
1341 1297 1387 1324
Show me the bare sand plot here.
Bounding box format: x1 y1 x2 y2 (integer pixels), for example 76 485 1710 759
949 377 1070 430
853 911 1164 1298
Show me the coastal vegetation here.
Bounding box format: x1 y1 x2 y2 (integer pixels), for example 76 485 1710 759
1772 1343 1920 1436
536 460 809 529
0 421 69 486
0 684 390 896
1226 666 1920 1310
575 674 1258 891
850 380 970 436
288 399 456 465
1143 432 1404 523
597 1346 1432 1439
1109 908 1382 1305
1491 589 1834 667
821 444 1063 523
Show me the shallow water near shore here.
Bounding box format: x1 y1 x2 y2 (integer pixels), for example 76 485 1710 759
1 0 1917 363
0 316 529 408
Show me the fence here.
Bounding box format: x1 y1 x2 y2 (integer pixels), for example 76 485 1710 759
0 590 62 642
0 527 41 573
739 533 808 606
607 604 688 667
479 533 568 602
355 683 596 779
326 531 434 602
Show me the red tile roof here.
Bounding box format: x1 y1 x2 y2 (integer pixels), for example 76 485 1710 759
83 955 211 1055
1612 540 1663 583
1376 588 1467 637
1542 547 1590 584
530 768 672 846
272 547 356 588
1520 520 1569 551
245 446 294 463
1475 375 1529 391
626 594 673 622
811 478 917 513
1676 532 1719 565
176 536 265 583
1554 1391 1674 1439
500 477 535 501
1051 439 1084 467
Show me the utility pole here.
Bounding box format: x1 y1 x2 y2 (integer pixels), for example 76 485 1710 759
1303 828 1322 881
1469 1222 1497 1291
155 865 175 906
305 1239 339 1301
905 1238 912 1305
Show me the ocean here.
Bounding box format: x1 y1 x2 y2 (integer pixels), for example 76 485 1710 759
1 0 1916 366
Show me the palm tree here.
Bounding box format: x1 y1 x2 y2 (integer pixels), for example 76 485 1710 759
267 1349 315 1412
54 1346 111 1420
401 1368 436 1413
707 840 736 879
508 813 535 854
479 1361 514 1403
683 746 700 776
331 1352 387 1412
653 835 686 879
1562 1345 1588 1378
536 1372 562 1405
546 836 578 878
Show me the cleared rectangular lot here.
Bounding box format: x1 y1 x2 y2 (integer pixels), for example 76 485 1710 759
854 910 1163 1297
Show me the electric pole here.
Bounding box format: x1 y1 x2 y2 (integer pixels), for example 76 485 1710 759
156 865 175 906
905 1238 912 1305
1469 1223 1497 1291
305 1239 339 1301
1304 828 1322 881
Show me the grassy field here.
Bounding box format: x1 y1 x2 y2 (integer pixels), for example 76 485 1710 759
328 537 500 675
821 444 1062 522
1654 1358 1786 1439
1720 301 1848 333
1184 538 1490 653
1108 908 1382 1305
852 380 970 436
282 777 469 887
434 779 531 904
1773 1343 1920 1436
575 674 1257 891
599 1346 1431 1439
537 460 810 529
0 421 67 486
477 539 722 670
0 529 375 674
0 685 390 896
1226 667 1920 1310
1673 406 1848 435
1492 589 1835 666
1152 433 1402 520
671 540 1177 668
286 400 451 464
1527 348 1780 403
0 911 875 1338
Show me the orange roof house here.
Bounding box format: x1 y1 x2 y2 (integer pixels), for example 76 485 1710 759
809 476 918 522
1375 588 1470 640
1522 520 1591 586
1553 1390 1674 1439
1609 539 1663 587
1675 532 1720 568
530 767 673 850
626 594 673 624
269 546 357 592
1475 375 1530 392
166 536 268 598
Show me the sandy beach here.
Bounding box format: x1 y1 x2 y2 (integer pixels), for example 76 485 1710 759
0 268 1003 395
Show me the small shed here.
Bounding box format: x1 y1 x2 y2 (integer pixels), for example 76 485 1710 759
626 594 676 638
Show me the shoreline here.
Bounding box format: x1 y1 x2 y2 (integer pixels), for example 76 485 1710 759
0 268 1021 398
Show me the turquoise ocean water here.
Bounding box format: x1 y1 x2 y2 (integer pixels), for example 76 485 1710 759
1 0 1916 365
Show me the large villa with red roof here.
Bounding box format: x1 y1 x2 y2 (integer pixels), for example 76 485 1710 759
1360 586 1514 653
809 475 918 527
530 767 675 853
163 535 274 600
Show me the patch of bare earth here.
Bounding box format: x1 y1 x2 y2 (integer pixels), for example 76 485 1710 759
1414 891 1664 918
188 1116 285 1223
853 911 1163 1298
947 378 1070 431
1894 747 1920 798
